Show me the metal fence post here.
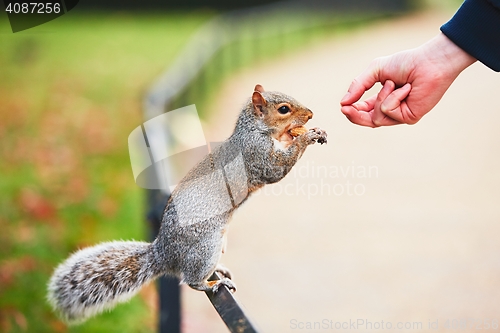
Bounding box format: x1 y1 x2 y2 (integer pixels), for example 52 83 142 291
147 189 181 333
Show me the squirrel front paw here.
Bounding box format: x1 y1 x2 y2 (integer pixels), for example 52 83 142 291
306 127 328 145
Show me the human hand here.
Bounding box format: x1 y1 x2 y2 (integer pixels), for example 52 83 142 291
340 33 476 127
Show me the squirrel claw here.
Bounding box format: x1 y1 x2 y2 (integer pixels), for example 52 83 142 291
215 264 233 280
307 127 328 145
212 278 237 293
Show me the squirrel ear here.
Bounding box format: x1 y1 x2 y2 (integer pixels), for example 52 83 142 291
252 91 267 117
254 84 265 93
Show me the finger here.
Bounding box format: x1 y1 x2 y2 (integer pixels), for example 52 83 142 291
340 96 377 119
341 105 378 127
372 80 395 126
380 83 416 123
385 100 420 125
341 104 402 127
378 80 396 102
380 83 411 113
351 95 377 112
340 59 381 106
371 115 403 127
341 93 402 127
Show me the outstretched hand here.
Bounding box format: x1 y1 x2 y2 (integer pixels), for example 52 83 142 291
340 33 476 127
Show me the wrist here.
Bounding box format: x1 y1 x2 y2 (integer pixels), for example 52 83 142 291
422 33 476 76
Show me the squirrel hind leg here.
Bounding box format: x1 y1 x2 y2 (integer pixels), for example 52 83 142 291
183 263 236 293
188 278 237 293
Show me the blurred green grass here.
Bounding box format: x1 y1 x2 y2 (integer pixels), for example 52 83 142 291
0 11 212 333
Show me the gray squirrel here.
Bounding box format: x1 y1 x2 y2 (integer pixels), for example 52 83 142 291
47 84 327 324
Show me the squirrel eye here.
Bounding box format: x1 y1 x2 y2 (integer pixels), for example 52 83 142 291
278 105 290 114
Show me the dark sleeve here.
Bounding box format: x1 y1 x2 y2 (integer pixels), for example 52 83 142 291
440 0 500 72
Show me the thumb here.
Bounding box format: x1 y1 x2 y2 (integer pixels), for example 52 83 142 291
380 83 417 124
340 59 382 106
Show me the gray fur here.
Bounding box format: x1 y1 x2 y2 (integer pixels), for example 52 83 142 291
47 241 159 324
47 88 327 324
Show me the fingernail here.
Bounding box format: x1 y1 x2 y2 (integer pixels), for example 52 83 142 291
341 92 350 103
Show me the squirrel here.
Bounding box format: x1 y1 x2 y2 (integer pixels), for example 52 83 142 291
47 84 327 324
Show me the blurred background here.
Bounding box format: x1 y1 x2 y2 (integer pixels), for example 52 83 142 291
3 0 500 333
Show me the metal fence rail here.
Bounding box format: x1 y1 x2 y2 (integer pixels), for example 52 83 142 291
144 1 413 332
206 272 259 333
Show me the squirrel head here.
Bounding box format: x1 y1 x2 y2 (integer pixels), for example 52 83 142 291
251 84 313 143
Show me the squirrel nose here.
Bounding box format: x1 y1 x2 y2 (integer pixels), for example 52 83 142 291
307 109 313 120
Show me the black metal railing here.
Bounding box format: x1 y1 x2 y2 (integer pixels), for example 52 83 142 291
206 272 259 333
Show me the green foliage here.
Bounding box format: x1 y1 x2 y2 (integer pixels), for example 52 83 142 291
0 11 211 333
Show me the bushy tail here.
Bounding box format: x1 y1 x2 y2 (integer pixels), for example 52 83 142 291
47 241 160 324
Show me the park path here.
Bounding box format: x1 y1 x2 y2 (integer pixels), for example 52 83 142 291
183 8 500 333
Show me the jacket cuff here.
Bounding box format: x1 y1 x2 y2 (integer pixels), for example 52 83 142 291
441 0 500 72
